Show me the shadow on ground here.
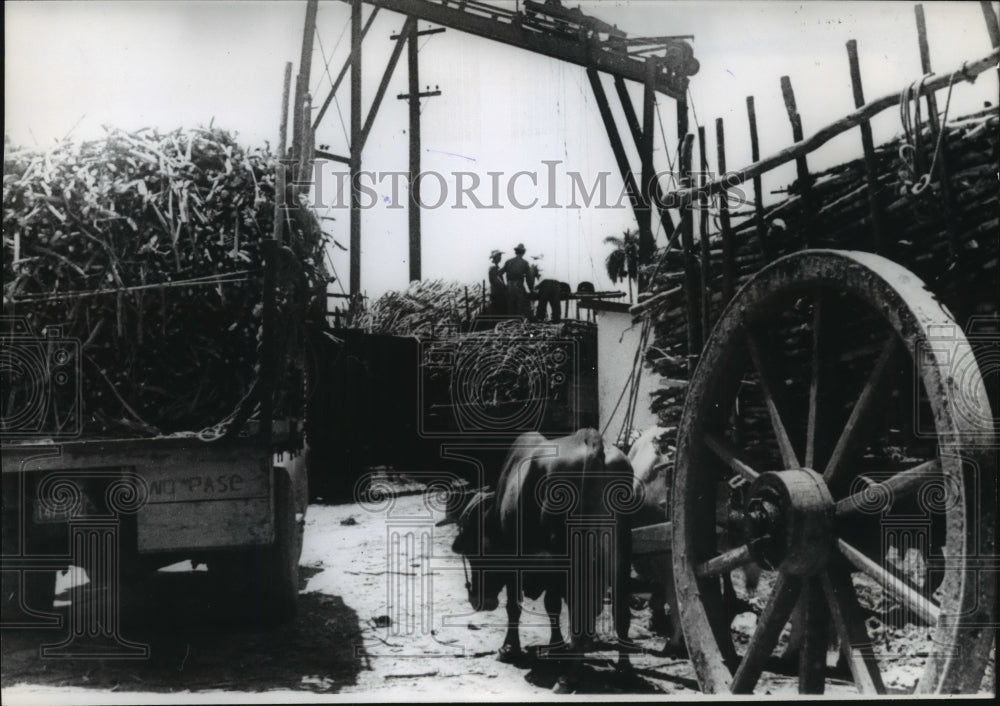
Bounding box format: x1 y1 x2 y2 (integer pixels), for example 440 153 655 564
485 643 668 695
1 566 362 694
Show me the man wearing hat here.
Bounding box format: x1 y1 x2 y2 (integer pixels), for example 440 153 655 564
501 243 535 317
488 249 507 315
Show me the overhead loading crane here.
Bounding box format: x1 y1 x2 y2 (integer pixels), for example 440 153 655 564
294 0 700 294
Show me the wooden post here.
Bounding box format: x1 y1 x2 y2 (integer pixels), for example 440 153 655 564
612 74 675 239
667 51 997 206
746 96 770 260
613 75 642 147
846 40 885 254
915 4 960 263
679 134 702 374
293 0 319 165
639 58 657 269
407 19 422 282
313 9 380 131
297 93 314 189
261 238 278 444
676 92 689 151
780 76 815 247
361 20 413 149
715 117 735 301
982 0 1000 47
273 62 292 244
587 68 647 268
915 6 941 134
349 0 363 296
698 125 712 338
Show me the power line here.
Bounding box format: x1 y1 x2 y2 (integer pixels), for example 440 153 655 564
333 94 350 149
312 16 351 97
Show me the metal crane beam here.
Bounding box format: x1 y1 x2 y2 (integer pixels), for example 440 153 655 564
337 0 689 98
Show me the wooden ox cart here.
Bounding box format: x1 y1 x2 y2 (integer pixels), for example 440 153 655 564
628 17 998 696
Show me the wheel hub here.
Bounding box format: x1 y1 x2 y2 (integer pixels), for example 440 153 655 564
743 469 834 574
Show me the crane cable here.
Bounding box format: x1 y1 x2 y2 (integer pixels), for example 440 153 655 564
601 314 651 449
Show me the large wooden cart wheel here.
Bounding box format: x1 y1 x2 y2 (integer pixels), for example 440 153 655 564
672 250 996 695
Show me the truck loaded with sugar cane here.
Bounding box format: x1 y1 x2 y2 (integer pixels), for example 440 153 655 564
309 279 600 501
1 123 329 633
626 15 999 695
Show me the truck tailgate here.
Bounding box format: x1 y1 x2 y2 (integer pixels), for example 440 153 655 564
2 436 273 553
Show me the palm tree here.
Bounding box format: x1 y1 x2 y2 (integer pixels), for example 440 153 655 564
603 229 639 303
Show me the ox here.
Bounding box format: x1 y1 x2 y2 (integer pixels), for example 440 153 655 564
628 427 684 652
628 426 760 656
439 429 635 693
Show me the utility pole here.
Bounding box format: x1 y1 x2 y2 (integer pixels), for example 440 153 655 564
350 0 363 296
407 21 422 283
397 24 442 282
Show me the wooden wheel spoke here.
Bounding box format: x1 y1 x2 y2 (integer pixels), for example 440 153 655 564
836 538 941 625
822 567 887 694
745 330 801 469
805 294 823 469
731 572 802 694
696 544 752 578
823 337 896 484
672 251 995 694
835 459 940 518
798 577 830 694
705 433 760 482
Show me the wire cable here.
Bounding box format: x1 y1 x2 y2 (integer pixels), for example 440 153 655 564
655 99 676 173
333 94 351 149
687 87 701 134
10 271 257 304
324 245 347 296
313 16 351 96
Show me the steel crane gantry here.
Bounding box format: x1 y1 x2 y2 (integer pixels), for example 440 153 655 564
297 0 699 296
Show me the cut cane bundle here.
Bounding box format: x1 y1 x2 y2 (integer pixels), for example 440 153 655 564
3 126 328 437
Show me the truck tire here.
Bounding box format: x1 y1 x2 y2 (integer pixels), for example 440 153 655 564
209 471 302 624
2 501 58 626
1 569 56 626
259 471 301 622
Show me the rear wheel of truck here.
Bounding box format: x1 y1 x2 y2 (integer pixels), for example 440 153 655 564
1 569 57 626
2 500 59 627
210 471 302 624
259 471 302 621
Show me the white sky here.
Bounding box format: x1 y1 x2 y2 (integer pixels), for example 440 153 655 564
5 0 998 300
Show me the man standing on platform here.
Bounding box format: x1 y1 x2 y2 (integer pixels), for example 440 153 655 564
488 249 507 316
502 243 534 317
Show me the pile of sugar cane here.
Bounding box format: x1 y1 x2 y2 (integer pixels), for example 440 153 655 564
2 126 329 437
639 107 999 444
352 279 485 338
421 318 590 406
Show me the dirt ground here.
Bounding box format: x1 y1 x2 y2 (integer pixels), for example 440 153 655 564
0 490 975 703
